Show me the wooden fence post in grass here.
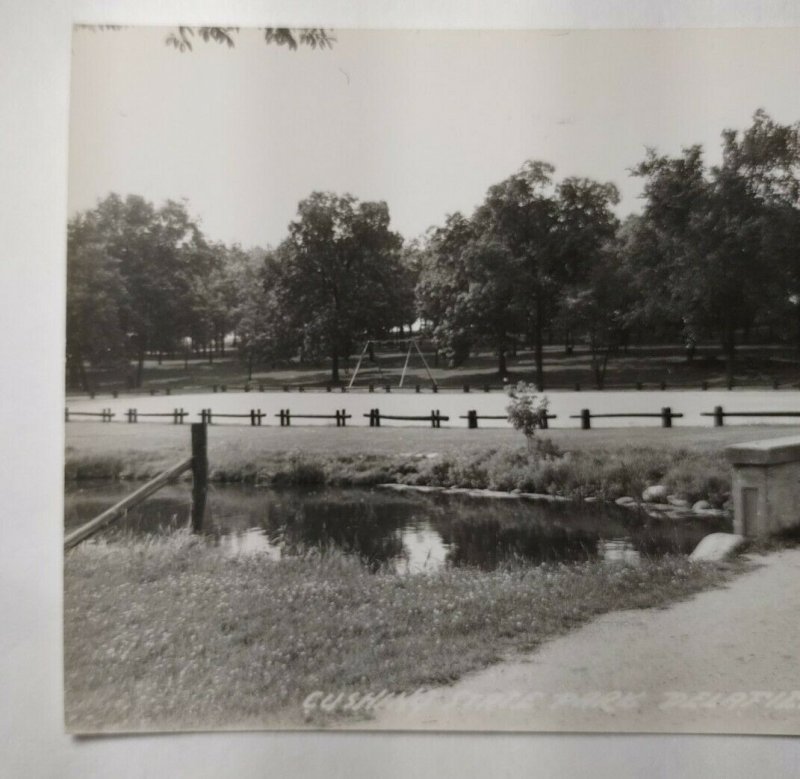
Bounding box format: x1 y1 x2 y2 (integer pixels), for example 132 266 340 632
714 406 724 427
467 409 478 429
580 408 591 430
341 408 347 427
369 384 374 393
127 409 136 423
250 409 256 426
661 407 673 428
575 383 581 392
191 422 208 532
463 384 470 393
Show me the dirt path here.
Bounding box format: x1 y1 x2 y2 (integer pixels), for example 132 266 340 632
354 549 800 734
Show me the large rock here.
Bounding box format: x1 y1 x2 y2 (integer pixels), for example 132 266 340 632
642 485 668 503
667 495 690 508
615 496 636 506
689 533 746 562
692 500 713 512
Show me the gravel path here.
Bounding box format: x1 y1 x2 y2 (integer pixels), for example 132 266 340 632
355 549 800 735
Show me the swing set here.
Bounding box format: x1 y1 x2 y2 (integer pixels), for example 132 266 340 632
347 338 438 390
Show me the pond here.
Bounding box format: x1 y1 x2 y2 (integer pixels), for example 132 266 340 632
64 484 731 573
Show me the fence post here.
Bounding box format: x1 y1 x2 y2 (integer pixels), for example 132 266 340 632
298 385 305 393
369 384 374 393
166 387 171 396
326 385 332 393
714 406 724 427
191 423 208 532
580 409 591 430
484 385 490 392
539 411 549 430
112 390 118 399
179 409 186 424
384 384 391 393
250 409 256 426
341 409 347 427
575 383 581 392
415 384 421 393
340 386 347 393
661 407 673 428
463 384 470 393
702 381 708 391
660 381 667 391
432 384 439 394
467 409 478 429
375 409 381 427
285 409 291 426
636 382 643 391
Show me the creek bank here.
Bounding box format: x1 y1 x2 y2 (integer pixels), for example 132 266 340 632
376 481 731 523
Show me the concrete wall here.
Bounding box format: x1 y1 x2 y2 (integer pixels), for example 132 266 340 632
727 436 800 537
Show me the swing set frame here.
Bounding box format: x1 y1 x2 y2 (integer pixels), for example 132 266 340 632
347 338 438 390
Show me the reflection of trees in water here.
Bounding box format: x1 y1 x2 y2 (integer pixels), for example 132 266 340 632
266 498 407 571
435 516 599 569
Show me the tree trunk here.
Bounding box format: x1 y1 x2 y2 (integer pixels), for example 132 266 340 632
136 344 145 388
534 299 545 392
331 351 340 384
498 348 507 377
247 351 254 381
723 328 736 385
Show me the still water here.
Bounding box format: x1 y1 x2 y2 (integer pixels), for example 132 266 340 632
64 484 730 573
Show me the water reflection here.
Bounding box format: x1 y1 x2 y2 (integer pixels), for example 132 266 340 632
64 484 731 573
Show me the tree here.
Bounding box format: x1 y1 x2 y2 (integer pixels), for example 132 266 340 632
561 244 635 388
274 192 408 383
66 194 213 387
66 220 126 391
416 214 479 368
164 27 334 52
474 161 620 390
632 140 769 384
506 382 549 450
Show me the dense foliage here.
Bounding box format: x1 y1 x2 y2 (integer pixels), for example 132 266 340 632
66 110 800 390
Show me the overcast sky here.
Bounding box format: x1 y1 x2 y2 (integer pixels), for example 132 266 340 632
68 26 800 249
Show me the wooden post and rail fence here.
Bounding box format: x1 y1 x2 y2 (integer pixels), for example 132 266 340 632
64 423 209 551
65 404 800 431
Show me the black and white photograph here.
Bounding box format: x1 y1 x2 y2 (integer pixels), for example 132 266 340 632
61 22 800 739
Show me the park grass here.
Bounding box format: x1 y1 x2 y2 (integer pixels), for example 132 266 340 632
64 532 744 732
71 342 800 396
65 423 789 504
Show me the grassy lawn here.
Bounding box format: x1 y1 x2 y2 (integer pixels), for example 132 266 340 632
64 534 745 732
65 423 798 504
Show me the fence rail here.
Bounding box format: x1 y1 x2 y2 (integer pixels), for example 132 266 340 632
278 409 350 427
364 409 449 428
701 406 800 427
568 407 683 429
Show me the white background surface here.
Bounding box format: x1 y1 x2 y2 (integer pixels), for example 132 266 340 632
4 2 800 777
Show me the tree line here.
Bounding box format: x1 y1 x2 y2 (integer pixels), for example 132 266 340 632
67 110 800 390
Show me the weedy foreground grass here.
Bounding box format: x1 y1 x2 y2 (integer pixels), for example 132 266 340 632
64 533 743 732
